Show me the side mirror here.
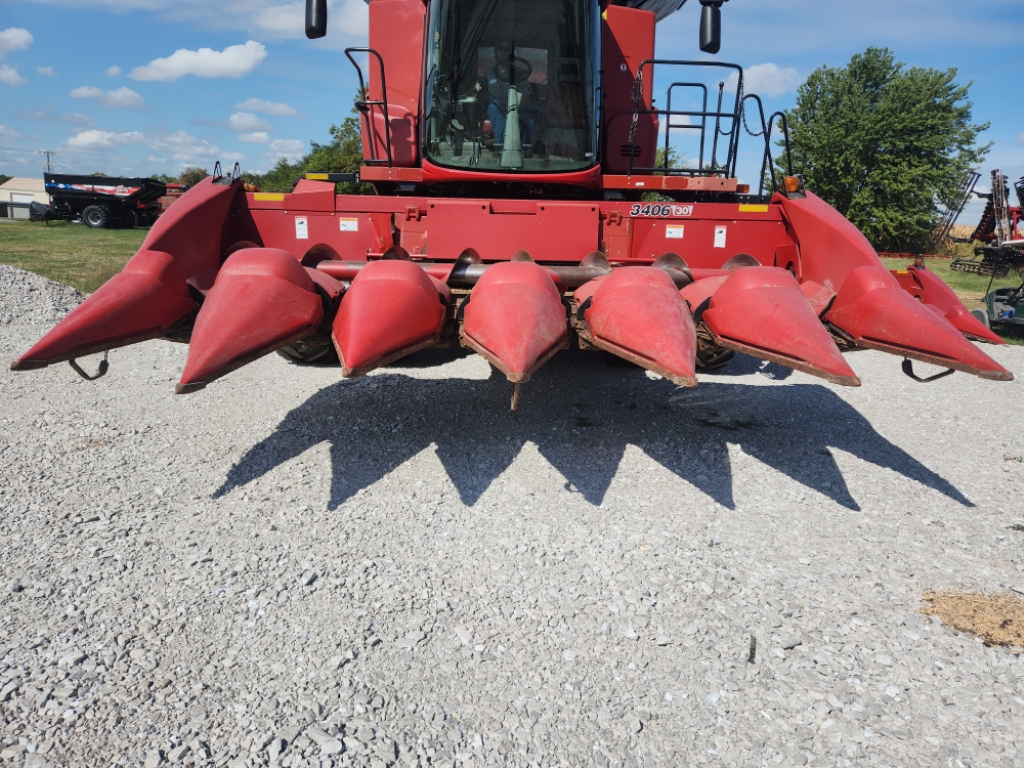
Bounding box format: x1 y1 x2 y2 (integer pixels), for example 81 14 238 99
699 1 722 55
306 0 328 39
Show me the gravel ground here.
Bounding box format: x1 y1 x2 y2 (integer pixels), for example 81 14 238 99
2 263 1024 768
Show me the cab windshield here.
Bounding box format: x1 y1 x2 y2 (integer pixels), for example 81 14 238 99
424 0 599 173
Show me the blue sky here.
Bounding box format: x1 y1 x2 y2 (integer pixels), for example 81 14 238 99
1 0 1021 223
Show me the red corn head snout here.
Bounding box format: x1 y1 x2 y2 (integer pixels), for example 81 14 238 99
333 260 448 377
899 265 1005 345
462 261 568 382
700 267 860 386
176 248 326 394
579 267 698 386
12 249 198 370
826 266 1012 381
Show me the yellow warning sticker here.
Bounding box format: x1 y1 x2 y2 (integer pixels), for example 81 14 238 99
738 204 770 213
254 192 285 201
306 173 329 180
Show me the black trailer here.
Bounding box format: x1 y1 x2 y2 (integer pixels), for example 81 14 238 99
41 174 167 229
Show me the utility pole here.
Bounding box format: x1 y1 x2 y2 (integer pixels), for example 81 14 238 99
38 149 54 173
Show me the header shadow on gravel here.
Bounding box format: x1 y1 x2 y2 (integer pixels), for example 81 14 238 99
214 349 971 511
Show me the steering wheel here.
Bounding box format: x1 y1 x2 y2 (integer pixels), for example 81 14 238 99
498 57 532 86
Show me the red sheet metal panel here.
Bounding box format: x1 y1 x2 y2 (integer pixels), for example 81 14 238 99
579 267 697 385
462 261 568 381
244 211 391 261
12 250 198 369
177 248 324 393
366 0 425 166
332 260 447 376
425 200 599 261
702 267 860 385
629 217 791 268
601 5 656 174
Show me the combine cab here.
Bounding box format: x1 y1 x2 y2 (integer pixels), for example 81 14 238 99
11 0 1013 403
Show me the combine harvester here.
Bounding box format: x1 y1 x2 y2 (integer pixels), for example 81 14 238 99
11 0 1013 403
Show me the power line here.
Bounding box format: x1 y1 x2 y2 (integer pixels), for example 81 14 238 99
38 149 55 173
961 55 1024 76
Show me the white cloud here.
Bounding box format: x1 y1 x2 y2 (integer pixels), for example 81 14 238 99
36 66 56 77
0 124 20 142
70 85 146 109
0 65 26 86
105 65 122 77
725 63 802 99
150 130 221 161
235 97 299 117
13 106 95 125
228 111 273 131
330 0 370 38
65 129 145 150
63 112 96 126
130 40 267 82
253 2 304 34
268 139 304 153
239 131 270 143
0 28 33 59
249 0 366 38
265 138 305 160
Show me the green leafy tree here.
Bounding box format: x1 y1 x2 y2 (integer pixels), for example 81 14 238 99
777 47 989 252
147 173 177 184
247 113 370 194
0 174 11 186
178 166 209 187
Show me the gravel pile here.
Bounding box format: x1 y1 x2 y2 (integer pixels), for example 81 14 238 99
1 264 1024 768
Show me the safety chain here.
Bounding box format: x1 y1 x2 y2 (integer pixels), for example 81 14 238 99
628 67 644 148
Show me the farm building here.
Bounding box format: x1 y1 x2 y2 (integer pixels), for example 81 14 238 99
0 177 50 220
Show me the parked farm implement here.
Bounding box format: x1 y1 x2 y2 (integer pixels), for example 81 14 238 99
10 0 1014 404
38 173 169 229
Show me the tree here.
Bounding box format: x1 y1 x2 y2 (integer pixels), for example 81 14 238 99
147 173 177 184
245 112 370 194
777 47 989 252
0 174 11 186
178 167 209 187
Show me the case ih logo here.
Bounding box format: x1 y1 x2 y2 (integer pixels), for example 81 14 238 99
629 203 693 217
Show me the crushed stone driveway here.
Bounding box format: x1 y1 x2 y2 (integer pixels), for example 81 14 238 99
2 266 1024 768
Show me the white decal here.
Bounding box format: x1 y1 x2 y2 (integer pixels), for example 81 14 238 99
339 218 359 232
672 205 693 217
295 216 309 240
666 224 685 240
714 225 727 249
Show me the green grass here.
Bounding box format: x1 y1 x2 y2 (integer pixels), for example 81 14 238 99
0 220 147 293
